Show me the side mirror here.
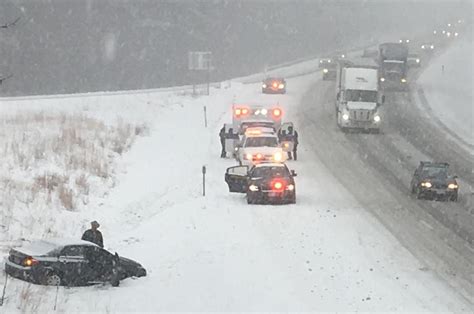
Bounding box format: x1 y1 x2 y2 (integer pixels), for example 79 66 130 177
453 175 458 179
291 170 297 177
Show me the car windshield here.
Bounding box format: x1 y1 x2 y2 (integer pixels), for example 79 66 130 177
245 137 278 147
252 166 290 178
383 62 404 73
421 166 448 179
345 90 377 102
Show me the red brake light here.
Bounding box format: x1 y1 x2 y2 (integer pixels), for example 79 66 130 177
272 108 282 118
242 108 249 115
23 256 39 267
235 108 242 116
272 82 278 88
256 153 263 160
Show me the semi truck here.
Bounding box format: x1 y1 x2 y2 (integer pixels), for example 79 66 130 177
378 43 409 91
335 58 384 133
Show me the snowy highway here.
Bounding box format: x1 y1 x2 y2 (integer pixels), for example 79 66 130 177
2 38 473 311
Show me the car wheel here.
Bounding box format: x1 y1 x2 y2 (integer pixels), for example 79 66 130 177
247 197 254 204
416 189 423 200
450 194 458 202
42 271 61 286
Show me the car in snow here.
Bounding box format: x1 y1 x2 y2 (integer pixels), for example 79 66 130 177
319 57 337 81
398 38 411 45
420 42 435 51
407 54 421 68
410 162 459 201
225 163 296 204
5 238 146 287
262 77 286 94
236 133 285 166
232 104 283 133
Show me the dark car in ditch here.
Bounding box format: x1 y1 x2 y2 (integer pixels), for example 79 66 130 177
5 238 146 287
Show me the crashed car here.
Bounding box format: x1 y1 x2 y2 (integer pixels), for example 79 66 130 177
407 54 421 67
262 77 286 94
236 133 285 166
410 162 459 201
225 163 296 204
398 38 411 44
5 238 146 287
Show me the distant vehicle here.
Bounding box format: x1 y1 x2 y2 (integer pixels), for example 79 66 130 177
420 42 435 51
232 103 283 133
398 38 411 44
407 54 421 68
262 77 286 94
378 43 408 90
235 133 285 166
410 162 459 201
5 239 146 287
319 57 337 81
335 58 384 133
225 163 296 204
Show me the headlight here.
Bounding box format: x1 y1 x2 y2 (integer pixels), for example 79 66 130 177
342 113 349 121
249 184 259 192
454 32 459 37
278 83 285 89
319 60 323 63
433 30 437 34
416 58 420 63
262 84 267 88
373 115 381 122
448 183 458 189
261 108 268 115
406 39 410 43
245 153 252 160
323 68 328 73
328 59 331 63
286 184 295 191
421 45 425 49
401 78 407 83
273 152 283 162
430 45 434 49
421 182 432 188
380 77 385 82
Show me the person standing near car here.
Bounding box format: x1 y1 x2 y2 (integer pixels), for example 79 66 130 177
219 124 226 158
287 125 299 161
81 221 104 248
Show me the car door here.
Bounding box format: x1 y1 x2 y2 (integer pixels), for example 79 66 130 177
58 245 88 285
225 166 249 193
84 247 115 283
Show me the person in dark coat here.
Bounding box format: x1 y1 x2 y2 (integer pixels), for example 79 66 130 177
287 126 299 160
81 221 104 248
219 125 226 158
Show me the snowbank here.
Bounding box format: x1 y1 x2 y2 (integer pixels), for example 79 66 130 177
418 38 473 150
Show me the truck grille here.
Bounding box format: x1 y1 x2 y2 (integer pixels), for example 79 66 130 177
351 110 372 121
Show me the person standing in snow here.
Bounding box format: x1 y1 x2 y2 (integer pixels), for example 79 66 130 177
81 221 104 248
219 125 226 158
286 125 299 161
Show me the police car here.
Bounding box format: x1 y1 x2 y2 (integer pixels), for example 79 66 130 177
232 104 283 134
5 238 146 286
236 133 285 166
410 162 459 201
225 163 296 204
262 77 286 94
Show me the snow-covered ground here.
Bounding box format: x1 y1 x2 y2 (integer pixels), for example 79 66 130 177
0 66 470 312
418 38 473 151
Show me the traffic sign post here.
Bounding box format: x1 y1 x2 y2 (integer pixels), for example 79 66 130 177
188 51 213 96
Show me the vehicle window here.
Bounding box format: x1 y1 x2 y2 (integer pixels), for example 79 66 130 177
227 166 248 176
345 90 378 102
245 137 278 147
422 166 448 179
382 62 404 73
251 166 290 178
60 246 85 257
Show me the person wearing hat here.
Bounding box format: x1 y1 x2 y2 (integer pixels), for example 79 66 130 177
81 220 104 248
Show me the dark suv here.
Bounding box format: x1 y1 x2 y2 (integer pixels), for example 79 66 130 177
410 162 459 201
5 239 146 287
262 77 286 94
225 163 296 204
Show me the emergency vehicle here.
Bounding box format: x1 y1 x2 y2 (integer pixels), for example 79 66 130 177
232 103 283 134
235 133 285 166
262 77 286 94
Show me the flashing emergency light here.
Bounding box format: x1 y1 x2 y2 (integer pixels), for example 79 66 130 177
272 108 282 118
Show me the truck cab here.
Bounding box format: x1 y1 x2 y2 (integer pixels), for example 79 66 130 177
378 43 409 91
335 58 384 133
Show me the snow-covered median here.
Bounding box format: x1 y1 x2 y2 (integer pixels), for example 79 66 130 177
418 38 473 150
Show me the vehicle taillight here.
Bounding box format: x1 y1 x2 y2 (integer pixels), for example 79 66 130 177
242 108 249 115
278 83 285 89
272 108 282 119
234 107 249 118
256 153 263 160
272 82 278 88
23 256 39 267
235 108 242 116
